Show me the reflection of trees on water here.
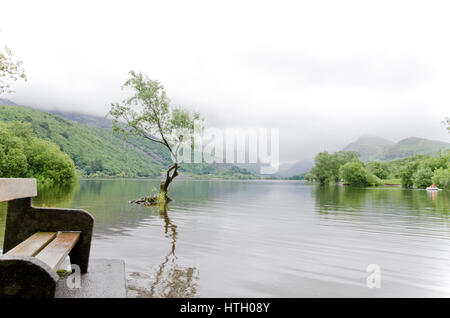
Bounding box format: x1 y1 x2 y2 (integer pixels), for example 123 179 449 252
128 204 199 298
366 187 450 216
313 185 450 219
34 182 79 207
313 185 367 215
33 179 249 233
28 179 254 236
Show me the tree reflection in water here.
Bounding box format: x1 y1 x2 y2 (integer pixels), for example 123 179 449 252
128 204 199 298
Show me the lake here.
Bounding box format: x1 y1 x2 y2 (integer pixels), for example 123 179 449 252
1 179 449 297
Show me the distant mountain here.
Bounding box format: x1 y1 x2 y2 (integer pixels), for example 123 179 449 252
342 135 394 161
275 160 313 178
342 135 450 161
381 137 450 160
0 98 18 106
234 160 313 178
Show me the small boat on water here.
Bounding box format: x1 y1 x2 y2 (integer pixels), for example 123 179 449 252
426 184 442 191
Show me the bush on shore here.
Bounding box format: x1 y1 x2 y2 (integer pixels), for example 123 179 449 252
0 121 76 186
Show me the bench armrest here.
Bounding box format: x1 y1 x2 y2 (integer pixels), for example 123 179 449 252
3 198 94 273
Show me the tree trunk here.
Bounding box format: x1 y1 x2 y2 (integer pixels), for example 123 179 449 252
160 163 179 201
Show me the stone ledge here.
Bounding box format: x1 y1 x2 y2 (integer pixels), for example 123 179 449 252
55 259 126 298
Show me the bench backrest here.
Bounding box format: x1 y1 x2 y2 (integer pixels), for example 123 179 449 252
0 178 37 203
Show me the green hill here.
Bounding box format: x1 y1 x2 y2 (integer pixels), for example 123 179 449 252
381 137 450 160
0 104 258 179
342 135 450 162
0 104 168 177
47 110 113 128
342 135 394 161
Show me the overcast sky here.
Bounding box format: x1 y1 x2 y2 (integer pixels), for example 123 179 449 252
1 0 449 162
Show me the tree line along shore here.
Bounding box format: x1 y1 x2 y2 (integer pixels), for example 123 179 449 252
304 150 450 189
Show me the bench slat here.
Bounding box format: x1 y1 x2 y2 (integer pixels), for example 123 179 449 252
35 232 80 270
0 178 37 202
4 232 57 257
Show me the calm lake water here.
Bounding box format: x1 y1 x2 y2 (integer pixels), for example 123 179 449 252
1 179 449 297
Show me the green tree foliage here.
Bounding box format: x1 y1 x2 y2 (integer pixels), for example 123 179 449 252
0 121 75 185
216 166 259 179
340 161 370 186
311 151 360 184
399 161 419 188
86 159 103 174
339 161 382 187
432 167 450 189
287 172 308 180
423 154 448 171
412 167 434 189
311 151 335 184
367 173 383 186
367 161 390 179
108 71 202 200
394 151 449 188
337 151 360 164
0 41 26 94
310 148 449 189
304 173 313 182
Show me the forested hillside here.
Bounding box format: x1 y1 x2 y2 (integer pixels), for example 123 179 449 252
0 104 258 179
0 104 167 177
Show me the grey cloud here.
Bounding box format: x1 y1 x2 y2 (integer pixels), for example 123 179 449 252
247 51 434 90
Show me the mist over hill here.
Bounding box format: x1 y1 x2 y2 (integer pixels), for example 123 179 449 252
280 135 449 178
0 100 258 179
274 160 314 177
343 135 450 162
342 135 394 161
0 98 113 128
1 99 448 178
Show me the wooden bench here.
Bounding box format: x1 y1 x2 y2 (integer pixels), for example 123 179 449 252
0 178 94 298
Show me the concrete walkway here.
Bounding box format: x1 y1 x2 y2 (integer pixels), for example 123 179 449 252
55 259 127 298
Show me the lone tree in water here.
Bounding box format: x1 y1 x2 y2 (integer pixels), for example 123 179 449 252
108 71 200 204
